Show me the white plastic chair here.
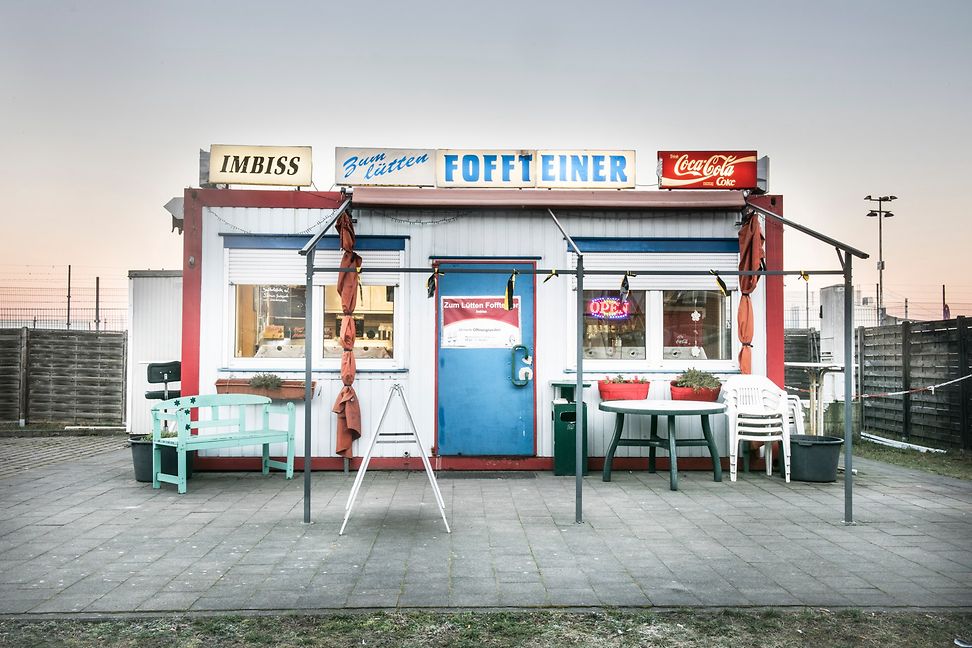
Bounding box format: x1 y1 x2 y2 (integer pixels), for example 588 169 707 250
722 375 791 482
787 396 806 437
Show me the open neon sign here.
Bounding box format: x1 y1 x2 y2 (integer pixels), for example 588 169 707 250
586 297 631 320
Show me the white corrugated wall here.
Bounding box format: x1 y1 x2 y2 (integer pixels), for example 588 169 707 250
127 272 183 435
197 205 767 462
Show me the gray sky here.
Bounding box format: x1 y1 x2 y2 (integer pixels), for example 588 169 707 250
3 0 971 317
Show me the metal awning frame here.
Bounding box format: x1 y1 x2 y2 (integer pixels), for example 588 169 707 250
296 196 869 527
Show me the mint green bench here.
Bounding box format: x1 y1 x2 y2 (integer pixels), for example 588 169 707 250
151 393 296 494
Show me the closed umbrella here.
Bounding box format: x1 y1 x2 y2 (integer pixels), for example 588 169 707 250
332 212 362 458
737 213 764 374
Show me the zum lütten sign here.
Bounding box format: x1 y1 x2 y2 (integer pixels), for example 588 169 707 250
657 150 757 190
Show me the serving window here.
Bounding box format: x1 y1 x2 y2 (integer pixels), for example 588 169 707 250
323 285 395 359
235 285 306 358
662 290 730 361
574 246 740 369
582 289 730 363
582 291 647 360
225 242 405 368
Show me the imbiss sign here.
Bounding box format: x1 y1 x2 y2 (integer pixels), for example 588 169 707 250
209 145 313 186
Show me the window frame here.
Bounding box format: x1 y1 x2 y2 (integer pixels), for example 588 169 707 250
579 289 738 373
221 237 407 372
571 242 742 373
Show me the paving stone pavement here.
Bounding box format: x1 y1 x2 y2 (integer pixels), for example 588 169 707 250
0 436 127 480
0 437 969 615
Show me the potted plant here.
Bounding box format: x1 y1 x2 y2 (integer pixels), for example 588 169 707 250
670 368 722 401
214 373 315 400
597 375 650 401
130 429 193 483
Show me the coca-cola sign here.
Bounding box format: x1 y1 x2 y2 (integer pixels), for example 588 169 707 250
657 150 757 189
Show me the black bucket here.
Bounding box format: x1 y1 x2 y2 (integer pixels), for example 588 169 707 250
130 440 193 483
789 434 844 482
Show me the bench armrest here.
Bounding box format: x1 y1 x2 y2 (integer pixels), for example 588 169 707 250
263 402 296 435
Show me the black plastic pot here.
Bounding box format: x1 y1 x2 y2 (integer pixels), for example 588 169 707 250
130 440 193 483
789 434 844 482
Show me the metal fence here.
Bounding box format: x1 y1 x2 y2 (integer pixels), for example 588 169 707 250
783 328 820 396
0 272 129 331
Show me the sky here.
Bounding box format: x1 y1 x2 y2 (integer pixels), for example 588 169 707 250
2 0 971 320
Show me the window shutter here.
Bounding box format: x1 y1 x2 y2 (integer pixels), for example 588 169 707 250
228 249 403 286
571 252 739 291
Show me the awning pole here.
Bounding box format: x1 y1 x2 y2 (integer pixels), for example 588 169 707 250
843 253 855 524
303 248 314 524
575 253 584 524
298 195 351 525
547 209 585 524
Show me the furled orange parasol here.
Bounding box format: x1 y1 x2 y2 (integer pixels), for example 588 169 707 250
737 212 764 374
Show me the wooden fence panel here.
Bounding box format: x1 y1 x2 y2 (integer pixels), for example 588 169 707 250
25 330 127 424
0 329 24 421
861 324 903 437
860 317 971 448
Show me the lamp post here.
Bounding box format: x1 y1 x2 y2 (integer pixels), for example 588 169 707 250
865 194 896 325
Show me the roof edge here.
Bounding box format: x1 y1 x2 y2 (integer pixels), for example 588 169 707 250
351 187 746 210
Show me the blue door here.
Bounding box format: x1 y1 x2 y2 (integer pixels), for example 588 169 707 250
436 261 536 456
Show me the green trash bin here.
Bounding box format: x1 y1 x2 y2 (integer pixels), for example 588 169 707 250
553 399 588 476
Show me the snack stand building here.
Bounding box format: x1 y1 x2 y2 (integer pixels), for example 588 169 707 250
180 148 784 473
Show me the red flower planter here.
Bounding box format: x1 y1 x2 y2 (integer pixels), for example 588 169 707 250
598 380 650 401
215 378 315 400
669 385 721 402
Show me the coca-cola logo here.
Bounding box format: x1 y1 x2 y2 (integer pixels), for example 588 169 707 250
658 150 757 189
673 154 741 180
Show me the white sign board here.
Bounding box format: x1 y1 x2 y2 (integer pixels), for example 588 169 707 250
435 149 635 188
436 150 536 188
535 150 635 189
440 296 521 348
335 147 435 186
209 145 312 186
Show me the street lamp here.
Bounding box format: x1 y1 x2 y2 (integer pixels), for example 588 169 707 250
865 194 897 325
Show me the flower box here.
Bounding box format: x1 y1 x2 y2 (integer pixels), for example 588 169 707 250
669 368 722 402
669 385 721 402
597 380 650 401
214 378 315 400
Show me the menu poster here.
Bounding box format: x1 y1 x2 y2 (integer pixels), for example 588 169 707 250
441 296 521 348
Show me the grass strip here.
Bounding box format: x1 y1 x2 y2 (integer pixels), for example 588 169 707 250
1 609 970 648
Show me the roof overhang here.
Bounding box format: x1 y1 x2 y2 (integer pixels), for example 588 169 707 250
351 187 746 210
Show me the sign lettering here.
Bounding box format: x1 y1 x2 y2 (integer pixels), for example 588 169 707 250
209 145 312 186
657 150 757 189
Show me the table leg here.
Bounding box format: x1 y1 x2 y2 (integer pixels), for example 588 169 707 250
816 372 825 438
648 415 658 473
667 414 678 491
602 413 625 482
809 373 818 436
701 414 722 482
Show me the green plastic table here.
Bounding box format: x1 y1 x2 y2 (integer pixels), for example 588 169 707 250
599 399 726 491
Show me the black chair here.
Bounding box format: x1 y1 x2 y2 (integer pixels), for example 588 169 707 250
146 361 181 401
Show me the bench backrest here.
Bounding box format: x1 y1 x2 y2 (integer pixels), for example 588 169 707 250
150 393 280 441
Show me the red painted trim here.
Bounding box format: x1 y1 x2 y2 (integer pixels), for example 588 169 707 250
179 188 344 402
194 455 752 472
432 260 441 455
751 195 785 388
189 188 344 210
431 259 539 457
